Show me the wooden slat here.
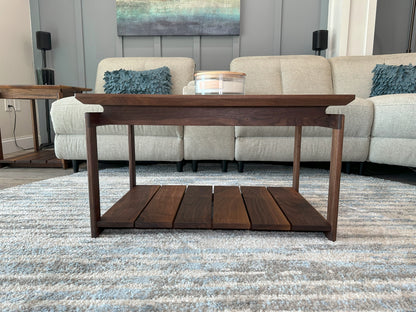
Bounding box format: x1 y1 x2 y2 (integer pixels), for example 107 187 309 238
135 185 186 228
213 186 250 229
98 185 160 228
268 187 331 231
241 186 291 231
174 186 212 229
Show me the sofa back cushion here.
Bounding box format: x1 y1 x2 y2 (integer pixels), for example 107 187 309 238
230 55 333 95
329 53 416 98
95 57 195 95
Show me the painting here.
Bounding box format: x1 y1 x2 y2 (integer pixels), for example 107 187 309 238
116 0 240 36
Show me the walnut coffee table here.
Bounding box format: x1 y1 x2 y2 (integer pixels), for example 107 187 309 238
76 94 355 241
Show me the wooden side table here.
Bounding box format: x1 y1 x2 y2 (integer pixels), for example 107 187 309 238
0 85 91 168
77 94 354 241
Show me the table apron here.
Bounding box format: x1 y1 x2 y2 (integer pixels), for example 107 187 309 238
86 106 343 128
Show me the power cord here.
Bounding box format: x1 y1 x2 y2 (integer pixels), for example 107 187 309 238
8 104 32 151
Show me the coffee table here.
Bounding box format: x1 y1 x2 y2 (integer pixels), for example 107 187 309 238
76 94 355 241
0 85 91 168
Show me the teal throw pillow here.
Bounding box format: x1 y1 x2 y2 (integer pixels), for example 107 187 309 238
103 66 172 94
370 64 416 97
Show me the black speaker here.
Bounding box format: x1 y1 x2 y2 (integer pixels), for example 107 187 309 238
312 30 328 53
36 31 52 50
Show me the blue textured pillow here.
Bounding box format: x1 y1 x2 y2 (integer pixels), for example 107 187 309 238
370 64 416 97
103 66 172 94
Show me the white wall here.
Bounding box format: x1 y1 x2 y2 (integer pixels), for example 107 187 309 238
0 0 36 154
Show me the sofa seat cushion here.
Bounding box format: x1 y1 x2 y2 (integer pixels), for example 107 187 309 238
54 134 183 161
235 98 373 138
51 96 183 137
369 138 416 167
370 94 416 139
184 126 234 160
235 137 369 162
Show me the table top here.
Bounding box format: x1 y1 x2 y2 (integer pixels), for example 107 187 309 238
0 85 91 100
0 85 91 92
76 94 355 108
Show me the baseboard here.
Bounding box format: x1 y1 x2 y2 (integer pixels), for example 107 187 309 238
1 136 34 155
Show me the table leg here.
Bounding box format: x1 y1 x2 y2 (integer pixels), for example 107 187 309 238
0 129 4 165
293 126 302 192
85 113 101 237
326 115 345 241
30 100 39 152
128 125 136 189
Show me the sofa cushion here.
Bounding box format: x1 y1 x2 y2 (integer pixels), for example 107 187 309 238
370 64 416 97
103 67 172 94
230 56 283 94
51 96 183 137
330 53 416 98
235 98 373 138
280 57 333 94
370 94 416 139
95 57 195 94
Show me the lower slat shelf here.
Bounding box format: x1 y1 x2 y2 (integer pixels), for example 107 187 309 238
97 185 331 233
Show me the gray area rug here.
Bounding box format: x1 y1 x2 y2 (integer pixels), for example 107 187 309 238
1 163 415 311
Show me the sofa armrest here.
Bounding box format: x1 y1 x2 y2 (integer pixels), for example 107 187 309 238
50 96 103 135
183 80 195 95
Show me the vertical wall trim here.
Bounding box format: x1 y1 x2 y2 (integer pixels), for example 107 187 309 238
154 37 162 56
232 36 240 60
363 0 377 55
116 37 123 57
193 36 201 70
273 0 283 55
327 0 351 57
30 0 42 76
74 0 86 87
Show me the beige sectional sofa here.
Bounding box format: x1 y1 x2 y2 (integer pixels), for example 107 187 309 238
51 57 195 171
50 53 416 172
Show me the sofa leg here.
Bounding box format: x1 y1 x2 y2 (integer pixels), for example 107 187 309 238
176 161 184 172
344 162 351 174
359 162 365 175
192 160 198 172
72 160 80 173
238 161 244 173
221 160 228 172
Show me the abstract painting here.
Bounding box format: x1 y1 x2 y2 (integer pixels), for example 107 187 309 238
116 0 240 36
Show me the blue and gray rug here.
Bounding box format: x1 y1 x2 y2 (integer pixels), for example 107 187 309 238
0 163 415 311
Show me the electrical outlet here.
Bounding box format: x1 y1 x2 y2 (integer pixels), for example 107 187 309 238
3 100 20 112
4 100 12 112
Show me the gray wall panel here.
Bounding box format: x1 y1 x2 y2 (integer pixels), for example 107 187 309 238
37 0 83 86
281 0 324 55
32 0 329 87
81 0 119 90
123 37 159 58
201 36 234 70
240 0 282 56
373 0 415 54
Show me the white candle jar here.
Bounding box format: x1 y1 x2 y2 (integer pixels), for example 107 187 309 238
195 71 246 95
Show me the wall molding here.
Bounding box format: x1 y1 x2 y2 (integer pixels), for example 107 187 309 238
273 0 283 55
1 135 34 155
327 0 377 57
